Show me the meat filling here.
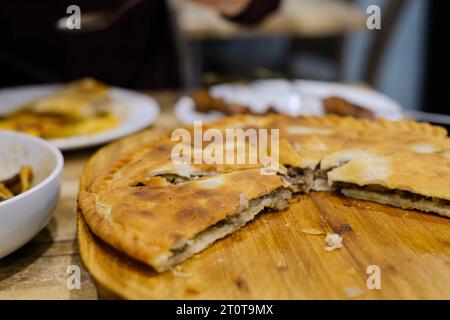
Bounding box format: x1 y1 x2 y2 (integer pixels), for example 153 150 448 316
334 182 450 218
284 167 313 193
312 168 334 191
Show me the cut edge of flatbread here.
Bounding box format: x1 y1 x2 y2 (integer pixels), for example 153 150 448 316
156 188 291 272
339 186 450 218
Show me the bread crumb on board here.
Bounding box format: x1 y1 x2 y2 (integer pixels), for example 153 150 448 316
276 260 288 270
302 227 325 235
324 233 343 251
172 266 192 277
343 286 365 298
185 279 207 294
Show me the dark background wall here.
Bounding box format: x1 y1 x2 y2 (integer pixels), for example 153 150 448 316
423 0 450 115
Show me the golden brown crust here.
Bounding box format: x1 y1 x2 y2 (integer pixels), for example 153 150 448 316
324 147 450 201
81 128 168 193
361 118 448 139
78 114 450 273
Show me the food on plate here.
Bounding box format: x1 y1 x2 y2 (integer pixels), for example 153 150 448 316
0 166 33 202
192 88 375 118
78 114 450 272
193 89 253 115
322 96 375 119
0 78 118 139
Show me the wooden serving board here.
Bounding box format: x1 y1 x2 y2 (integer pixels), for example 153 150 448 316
77 192 450 300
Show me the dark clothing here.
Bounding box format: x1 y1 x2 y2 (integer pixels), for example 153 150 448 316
0 0 279 89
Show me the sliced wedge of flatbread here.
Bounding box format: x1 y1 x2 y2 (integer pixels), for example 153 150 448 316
79 169 291 272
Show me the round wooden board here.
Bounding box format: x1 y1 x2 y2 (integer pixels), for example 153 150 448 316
77 192 450 300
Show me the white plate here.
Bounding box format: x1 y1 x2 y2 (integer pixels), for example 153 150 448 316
0 84 160 151
175 79 403 124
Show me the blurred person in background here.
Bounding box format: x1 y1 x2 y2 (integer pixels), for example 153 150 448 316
0 0 280 89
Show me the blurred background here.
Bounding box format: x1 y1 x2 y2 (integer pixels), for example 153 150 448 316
0 0 448 114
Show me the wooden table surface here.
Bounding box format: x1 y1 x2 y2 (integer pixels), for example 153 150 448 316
0 92 182 300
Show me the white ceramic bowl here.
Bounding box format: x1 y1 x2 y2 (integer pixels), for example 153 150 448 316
0 131 63 258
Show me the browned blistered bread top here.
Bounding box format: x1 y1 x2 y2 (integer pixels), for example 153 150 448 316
78 114 450 271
